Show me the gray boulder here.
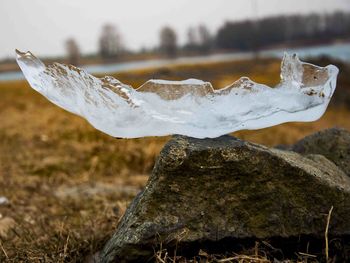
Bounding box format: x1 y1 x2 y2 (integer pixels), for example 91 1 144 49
101 134 350 262
292 127 350 176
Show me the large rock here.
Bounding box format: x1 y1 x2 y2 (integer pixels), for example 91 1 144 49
292 127 350 176
101 134 350 262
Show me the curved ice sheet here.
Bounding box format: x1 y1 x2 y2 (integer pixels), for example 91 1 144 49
16 50 338 138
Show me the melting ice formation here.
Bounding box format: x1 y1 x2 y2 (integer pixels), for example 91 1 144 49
16 50 338 138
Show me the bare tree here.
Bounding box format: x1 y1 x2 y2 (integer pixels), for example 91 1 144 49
159 26 177 57
99 24 123 59
185 25 212 53
186 26 199 47
198 24 212 52
65 38 80 65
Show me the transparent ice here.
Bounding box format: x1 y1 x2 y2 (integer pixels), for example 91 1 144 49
16 50 338 138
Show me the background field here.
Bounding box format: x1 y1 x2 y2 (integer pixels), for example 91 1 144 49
0 58 349 262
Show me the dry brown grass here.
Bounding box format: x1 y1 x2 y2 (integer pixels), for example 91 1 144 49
152 239 327 263
0 58 349 262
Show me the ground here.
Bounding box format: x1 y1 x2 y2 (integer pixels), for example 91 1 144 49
0 58 349 262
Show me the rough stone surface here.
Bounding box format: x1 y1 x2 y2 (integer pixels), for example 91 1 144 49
101 133 350 263
292 127 350 176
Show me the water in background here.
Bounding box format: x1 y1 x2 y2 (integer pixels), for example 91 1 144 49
263 43 350 62
1 42 349 82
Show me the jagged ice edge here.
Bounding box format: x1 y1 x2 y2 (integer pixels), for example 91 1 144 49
15 50 339 138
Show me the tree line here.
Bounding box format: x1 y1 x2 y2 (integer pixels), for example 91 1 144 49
216 11 350 51
65 11 350 64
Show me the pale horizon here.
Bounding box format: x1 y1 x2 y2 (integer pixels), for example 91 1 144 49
1 0 350 59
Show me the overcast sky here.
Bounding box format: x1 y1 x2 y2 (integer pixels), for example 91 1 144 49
1 0 349 59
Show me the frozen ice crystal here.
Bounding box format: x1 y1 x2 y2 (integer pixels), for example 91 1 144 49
16 50 338 138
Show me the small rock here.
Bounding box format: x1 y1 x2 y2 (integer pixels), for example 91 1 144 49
0 196 9 206
0 217 15 238
292 127 350 176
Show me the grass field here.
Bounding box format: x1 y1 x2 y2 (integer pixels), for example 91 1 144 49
0 58 349 262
